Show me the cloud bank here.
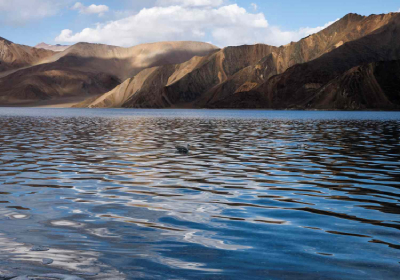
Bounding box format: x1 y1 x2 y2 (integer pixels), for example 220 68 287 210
56 1 336 47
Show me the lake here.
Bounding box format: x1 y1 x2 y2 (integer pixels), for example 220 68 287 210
0 108 399 279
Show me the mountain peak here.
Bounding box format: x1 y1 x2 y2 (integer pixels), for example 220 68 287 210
338 13 366 23
0 36 13 45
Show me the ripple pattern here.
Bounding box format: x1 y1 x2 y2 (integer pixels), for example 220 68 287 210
0 109 399 279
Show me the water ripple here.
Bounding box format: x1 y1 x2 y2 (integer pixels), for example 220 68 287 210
0 109 399 279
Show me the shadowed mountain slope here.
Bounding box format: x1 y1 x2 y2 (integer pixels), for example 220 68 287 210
307 60 400 109
237 13 400 110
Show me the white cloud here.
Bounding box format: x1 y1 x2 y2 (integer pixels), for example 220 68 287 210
251 3 258 11
296 19 338 37
56 2 336 48
0 0 71 25
72 2 109 16
156 0 225 7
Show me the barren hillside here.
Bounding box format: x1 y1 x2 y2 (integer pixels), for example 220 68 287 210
78 13 400 110
0 40 218 106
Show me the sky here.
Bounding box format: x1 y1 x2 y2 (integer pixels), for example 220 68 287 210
0 0 399 48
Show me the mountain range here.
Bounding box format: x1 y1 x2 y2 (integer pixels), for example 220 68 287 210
0 12 399 110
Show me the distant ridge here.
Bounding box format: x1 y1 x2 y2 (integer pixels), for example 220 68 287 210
34 42 70 52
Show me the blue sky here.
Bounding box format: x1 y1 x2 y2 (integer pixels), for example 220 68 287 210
0 0 399 47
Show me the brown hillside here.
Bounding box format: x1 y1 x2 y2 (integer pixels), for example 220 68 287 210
79 12 400 110
0 37 55 73
0 41 218 106
242 13 400 110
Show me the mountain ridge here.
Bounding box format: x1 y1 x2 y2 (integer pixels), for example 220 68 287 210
77 12 400 110
0 40 219 106
0 37 55 74
1 12 400 110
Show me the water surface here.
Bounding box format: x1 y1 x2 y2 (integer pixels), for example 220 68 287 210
0 108 399 279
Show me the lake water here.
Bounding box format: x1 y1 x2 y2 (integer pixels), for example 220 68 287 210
0 108 399 279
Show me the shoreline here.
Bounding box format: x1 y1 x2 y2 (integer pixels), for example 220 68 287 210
0 106 399 112
0 100 399 112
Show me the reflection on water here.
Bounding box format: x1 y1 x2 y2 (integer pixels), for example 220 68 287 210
0 108 400 279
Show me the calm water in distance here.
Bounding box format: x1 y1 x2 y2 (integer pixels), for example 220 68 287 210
0 108 399 279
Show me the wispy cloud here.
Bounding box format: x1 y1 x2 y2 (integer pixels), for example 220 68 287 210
0 0 72 25
72 2 109 16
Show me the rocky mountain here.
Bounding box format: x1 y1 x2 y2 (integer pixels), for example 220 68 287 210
239 13 400 110
78 12 400 110
0 37 55 74
306 60 400 109
0 40 218 106
35 43 70 52
1 12 399 109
